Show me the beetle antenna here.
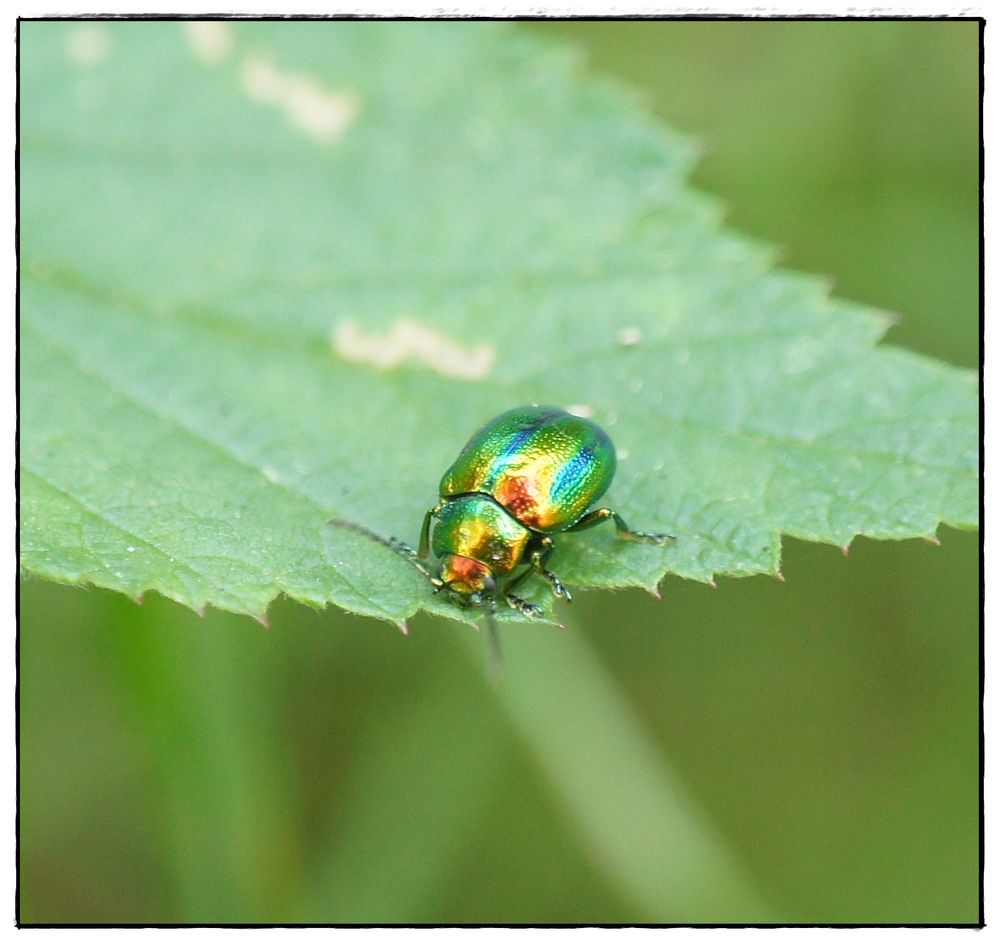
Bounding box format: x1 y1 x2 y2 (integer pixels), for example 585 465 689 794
484 599 503 684
327 517 442 587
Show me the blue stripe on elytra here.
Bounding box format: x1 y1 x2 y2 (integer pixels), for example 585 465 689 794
484 411 562 488
551 444 594 503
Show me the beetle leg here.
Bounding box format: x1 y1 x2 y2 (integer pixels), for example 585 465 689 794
502 567 545 618
504 592 544 619
531 540 572 602
417 507 436 559
500 539 570 614
566 507 674 546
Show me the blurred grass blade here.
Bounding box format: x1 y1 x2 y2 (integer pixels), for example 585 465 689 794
103 603 304 921
464 624 774 922
294 660 509 922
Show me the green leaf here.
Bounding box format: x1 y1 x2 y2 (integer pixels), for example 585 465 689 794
20 20 978 625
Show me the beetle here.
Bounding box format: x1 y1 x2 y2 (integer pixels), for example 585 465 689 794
331 405 672 627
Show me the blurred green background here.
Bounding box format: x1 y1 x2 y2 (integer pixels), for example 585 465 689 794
19 20 980 925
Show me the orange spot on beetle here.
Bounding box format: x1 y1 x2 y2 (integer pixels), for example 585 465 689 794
497 476 543 527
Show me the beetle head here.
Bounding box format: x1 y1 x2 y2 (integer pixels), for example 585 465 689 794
437 554 496 606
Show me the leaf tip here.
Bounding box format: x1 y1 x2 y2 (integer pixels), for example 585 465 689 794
878 307 904 328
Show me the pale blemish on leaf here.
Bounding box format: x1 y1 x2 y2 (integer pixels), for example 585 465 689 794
240 53 359 143
565 403 596 418
617 326 644 347
332 318 495 381
66 25 112 67
182 21 234 66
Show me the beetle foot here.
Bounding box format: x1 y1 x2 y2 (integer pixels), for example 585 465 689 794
544 573 572 602
627 531 675 547
505 593 543 618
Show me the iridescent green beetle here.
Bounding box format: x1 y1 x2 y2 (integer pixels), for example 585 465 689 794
330 405 672 666
417 405 672 618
